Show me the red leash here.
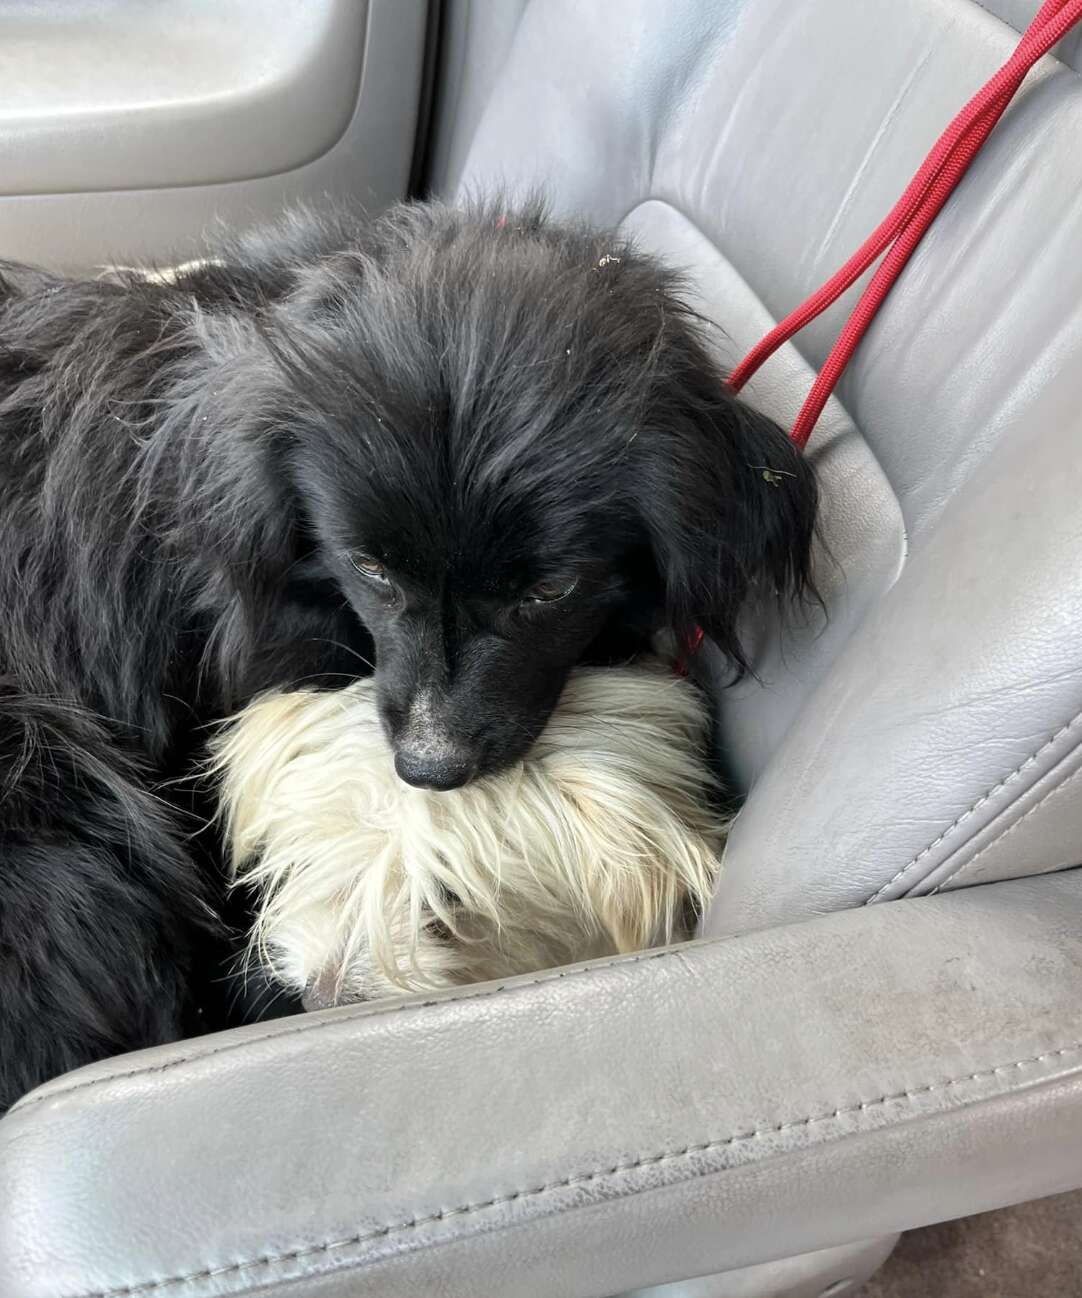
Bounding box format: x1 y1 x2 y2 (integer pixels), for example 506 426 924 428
730 0 1082 450
678 1 1082 673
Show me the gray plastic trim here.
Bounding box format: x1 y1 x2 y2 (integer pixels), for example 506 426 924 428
0 1 368 195
0 0 428 274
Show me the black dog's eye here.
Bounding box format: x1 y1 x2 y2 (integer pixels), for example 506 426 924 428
349 552 389 583
522 578 578 605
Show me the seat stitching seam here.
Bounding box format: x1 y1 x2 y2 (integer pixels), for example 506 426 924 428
966 0 1080 73
865 706 1082 904
70 1038 1082 1298
12 948 679 1113
930 762 1082 893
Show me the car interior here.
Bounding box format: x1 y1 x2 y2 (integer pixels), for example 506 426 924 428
3 1 1082 1295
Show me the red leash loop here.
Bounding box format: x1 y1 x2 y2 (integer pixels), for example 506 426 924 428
729 0 1082 450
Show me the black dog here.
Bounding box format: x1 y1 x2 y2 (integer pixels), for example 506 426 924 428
0 200 816 1109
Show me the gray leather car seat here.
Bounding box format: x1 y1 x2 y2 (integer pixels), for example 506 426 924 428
5 2 1082 1295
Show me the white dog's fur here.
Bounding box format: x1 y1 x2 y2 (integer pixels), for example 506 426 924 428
213 661 726 1004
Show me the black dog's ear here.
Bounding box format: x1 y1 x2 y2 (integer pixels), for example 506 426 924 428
636 384 818 675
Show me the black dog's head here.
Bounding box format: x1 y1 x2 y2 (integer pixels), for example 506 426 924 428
213 202 817 788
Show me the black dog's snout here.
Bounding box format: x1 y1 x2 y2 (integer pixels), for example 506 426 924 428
394 746 475 791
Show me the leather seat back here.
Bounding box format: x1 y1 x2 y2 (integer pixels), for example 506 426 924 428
438 0 1082 934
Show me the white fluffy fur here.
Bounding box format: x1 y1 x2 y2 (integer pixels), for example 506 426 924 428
212 661 726 1003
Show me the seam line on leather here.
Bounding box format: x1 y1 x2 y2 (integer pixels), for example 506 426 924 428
968 0 1082 67
930 762 1082 894
12 946 679 1113
69 1038 1082 1298
865 704 1082 904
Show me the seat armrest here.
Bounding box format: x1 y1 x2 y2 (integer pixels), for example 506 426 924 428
4 872 1082 1298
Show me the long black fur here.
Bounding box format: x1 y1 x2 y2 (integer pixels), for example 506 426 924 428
0 198 816 1109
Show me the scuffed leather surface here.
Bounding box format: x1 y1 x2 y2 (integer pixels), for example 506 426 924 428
4 873 1082 1298
708 377 1082 932
456 0 1082 918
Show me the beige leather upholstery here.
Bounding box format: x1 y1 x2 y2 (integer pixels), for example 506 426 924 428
4 2 1082 1295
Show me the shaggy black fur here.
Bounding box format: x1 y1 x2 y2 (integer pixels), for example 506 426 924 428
0 199 816 1109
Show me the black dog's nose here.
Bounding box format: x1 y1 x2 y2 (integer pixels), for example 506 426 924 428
394 747 475 791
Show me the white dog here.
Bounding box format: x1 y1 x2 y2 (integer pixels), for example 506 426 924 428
213 661 726 1007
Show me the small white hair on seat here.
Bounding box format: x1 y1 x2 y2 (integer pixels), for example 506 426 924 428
212 660 726 1004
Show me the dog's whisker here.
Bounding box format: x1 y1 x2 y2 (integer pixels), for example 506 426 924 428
306 636 377 674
